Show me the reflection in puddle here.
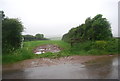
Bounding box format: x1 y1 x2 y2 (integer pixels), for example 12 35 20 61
3 56 118 79
84 56 118 79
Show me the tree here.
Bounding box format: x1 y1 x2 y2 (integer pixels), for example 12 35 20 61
62 14 113 42
91 14 112 40
23 35 35 41
23 34 48 41
35 34 44 40
2 17 24 54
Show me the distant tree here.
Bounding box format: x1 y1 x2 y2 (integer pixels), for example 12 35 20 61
23 35 35 41
23 34 48 41
35 34 44 40
2 16 24 54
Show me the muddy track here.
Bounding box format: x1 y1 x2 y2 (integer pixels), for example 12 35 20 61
33 44 63 54
3 55 117 71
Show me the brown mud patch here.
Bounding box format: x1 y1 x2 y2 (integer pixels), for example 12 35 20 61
33 44 63 54
3 55 117 71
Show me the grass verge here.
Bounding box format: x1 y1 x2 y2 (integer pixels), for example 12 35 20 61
3 39 119 64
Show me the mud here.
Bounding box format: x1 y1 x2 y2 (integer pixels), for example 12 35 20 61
3 55 117 71
33 44 62 54
2 55 118 79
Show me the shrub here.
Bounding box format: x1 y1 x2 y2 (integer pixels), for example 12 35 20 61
93 41 107 50
106 39 118 53
2 18 24 54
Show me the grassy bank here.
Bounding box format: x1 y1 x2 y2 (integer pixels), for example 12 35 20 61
3 39 119 64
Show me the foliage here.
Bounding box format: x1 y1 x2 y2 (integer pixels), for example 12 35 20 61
93 41 107 50
35 34 44 40
2 40 71 64
23 34 48 41
23 35 36 41
3 39 118 64
70 38 119 55
62 14 113 42
2 17 24 54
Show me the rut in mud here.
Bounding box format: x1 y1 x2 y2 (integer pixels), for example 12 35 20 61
33 44 62 54
3 55 117 71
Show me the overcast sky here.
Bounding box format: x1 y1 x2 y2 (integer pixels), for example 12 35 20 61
0 0 119 37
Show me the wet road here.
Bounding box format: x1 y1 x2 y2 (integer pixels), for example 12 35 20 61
3 56 118 79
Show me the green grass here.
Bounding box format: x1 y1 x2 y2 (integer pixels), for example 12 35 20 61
3 40 71 64
3 39 119 64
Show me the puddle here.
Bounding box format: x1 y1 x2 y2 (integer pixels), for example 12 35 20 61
33 44 62 54
84 56 118 79
2 55 118 79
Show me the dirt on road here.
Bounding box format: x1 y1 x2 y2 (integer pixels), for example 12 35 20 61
3 55 116 71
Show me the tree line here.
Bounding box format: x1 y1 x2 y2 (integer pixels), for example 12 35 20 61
23 34 48 41
62 14 113 43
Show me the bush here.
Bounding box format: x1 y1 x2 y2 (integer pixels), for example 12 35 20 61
62 14 113 42
73 41 93 51
93 41 107 50
2 18 24 54
106 39 118 53
69 39 119 55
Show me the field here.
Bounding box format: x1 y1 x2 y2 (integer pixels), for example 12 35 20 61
2 39 119 64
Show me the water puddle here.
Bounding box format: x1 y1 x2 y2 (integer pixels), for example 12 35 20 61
83 55 118 79
33 44 62 54
2 55 118 79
